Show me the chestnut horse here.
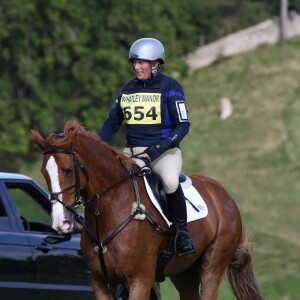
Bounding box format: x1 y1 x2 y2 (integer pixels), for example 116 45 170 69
32 120 263 300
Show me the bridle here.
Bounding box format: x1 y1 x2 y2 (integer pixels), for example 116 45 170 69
43 148 89 207
42 147 171 237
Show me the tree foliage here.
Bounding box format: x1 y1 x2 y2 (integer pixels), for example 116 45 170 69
0 0 297 171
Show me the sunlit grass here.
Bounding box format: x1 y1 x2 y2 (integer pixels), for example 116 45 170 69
162 39 300 299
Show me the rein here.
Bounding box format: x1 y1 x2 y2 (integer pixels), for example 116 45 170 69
43 147 170 299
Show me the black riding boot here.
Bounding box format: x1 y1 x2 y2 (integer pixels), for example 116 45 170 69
167 185 195 257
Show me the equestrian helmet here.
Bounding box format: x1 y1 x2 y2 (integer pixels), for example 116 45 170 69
129 38 165 64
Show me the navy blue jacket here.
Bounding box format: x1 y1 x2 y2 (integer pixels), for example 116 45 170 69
99 72 190 149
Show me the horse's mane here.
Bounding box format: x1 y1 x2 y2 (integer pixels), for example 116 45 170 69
46 120 135 172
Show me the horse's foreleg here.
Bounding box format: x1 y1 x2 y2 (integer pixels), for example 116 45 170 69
128 279 153 300
91 274 115 300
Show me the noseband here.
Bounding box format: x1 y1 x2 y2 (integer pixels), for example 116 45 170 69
43 148 89 207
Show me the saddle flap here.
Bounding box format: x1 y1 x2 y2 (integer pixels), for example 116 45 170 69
143 172 208 227
145 171 171 221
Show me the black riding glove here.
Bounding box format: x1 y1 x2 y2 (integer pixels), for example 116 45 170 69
146 145 161 161
146 137 173 161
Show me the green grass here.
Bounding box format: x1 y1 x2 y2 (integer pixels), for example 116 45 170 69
9 188 49 223
180 40 300 299
162 40 300 299
24 39 300 299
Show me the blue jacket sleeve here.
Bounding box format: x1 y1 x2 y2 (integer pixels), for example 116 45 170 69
168 121 190 147
99 98 124 142
153 78 190 153
166 80 190 148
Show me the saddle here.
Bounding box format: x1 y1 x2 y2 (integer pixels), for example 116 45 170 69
136 163 207 282
143 169 190 282
144 169 187 222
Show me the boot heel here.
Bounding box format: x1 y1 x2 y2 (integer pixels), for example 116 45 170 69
173 230 195 256
167 185 195 256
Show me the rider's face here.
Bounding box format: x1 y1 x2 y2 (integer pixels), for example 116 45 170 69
132 60 152 80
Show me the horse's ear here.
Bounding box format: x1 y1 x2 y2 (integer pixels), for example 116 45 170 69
31 129 49 151
64 121 80 142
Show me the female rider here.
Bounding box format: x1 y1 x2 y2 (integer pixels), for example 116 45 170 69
99 38 195 256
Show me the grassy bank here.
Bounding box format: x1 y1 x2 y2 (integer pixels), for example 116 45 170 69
161 39 300 299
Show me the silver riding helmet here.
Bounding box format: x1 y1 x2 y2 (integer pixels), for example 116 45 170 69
129 38 165 64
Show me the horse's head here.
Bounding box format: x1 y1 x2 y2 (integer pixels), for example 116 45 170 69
31 121 89 234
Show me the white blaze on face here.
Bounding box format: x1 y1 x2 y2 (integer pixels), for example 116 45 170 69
46 156 71 233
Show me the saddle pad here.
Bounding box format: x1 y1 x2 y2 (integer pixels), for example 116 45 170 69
143 176 208 228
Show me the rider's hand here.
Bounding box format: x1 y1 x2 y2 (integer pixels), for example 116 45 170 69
146 137 173 161
146 145 161 161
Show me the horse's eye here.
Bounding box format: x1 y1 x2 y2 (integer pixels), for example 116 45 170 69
65 167 73 178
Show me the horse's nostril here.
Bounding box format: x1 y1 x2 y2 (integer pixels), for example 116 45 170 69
60 220 71 233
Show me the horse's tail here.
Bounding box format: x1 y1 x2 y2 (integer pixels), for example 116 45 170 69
227 231 264 300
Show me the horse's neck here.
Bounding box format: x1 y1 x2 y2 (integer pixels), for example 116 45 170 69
78 138 129 193
79 141 134 234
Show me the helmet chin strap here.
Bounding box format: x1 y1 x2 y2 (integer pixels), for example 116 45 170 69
152 69 157 76
151 62 160 76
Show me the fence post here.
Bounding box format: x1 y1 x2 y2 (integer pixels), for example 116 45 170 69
279 0 288 42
